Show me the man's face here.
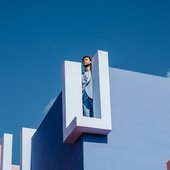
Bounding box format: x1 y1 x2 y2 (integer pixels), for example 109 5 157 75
83 57 91 67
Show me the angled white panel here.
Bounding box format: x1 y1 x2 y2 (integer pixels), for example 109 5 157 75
21 128 36 170
0 134 13 170
62 50 112 144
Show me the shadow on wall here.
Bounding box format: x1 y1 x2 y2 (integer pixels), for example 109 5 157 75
83 134 108 144
31 92 83 170
31 92 108 170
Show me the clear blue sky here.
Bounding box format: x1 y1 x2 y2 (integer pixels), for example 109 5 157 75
0 0 170 164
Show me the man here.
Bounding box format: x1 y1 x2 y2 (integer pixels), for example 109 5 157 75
82 56 93 117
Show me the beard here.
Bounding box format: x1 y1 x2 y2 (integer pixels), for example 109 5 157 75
84 63 91 67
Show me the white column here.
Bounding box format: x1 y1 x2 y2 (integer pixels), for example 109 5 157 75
20 128 36 170
0 134 13 170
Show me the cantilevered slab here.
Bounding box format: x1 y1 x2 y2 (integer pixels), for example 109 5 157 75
62 50 112 144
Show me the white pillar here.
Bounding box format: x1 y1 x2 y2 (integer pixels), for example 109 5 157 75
20 128 36 170
0 134 13 170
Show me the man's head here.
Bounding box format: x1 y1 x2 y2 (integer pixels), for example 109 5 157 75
82 56 92 69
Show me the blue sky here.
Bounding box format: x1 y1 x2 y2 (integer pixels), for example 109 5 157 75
0 0 170 164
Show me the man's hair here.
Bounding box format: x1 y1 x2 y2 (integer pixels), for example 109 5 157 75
82 55 92 62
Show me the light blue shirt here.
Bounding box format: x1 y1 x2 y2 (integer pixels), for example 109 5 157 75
82 70 93 102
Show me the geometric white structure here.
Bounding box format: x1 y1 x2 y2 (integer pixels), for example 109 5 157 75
0 133 13 170
62 50 112 144
0 133 20 170
20 128 36 170
0 128 36 170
